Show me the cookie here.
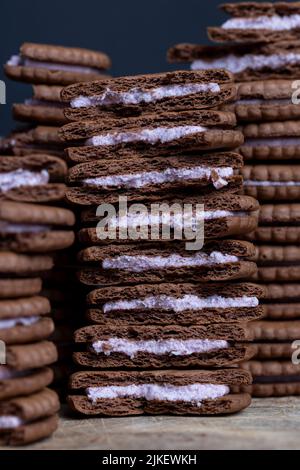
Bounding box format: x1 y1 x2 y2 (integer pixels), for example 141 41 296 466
84 282 264 325
245 226 300 244
0 367 53 400
73 323 254 369
0 388 59 445
0 127 67 160
0 154 67 203
252 342 295 359
13 85 67 125
0 201 75 253
78 240 258 286
0 252 53 275
68 369 251 416
62 70 236 120
247 320 300 341
208 2 300 44
259 203 300 225
5 42 111 85
242 165 300 201
260 283 300 320
68 152 243 198
61 111 243 162
253 266 300 282
240 121 300 161
167 41 300 82
0 278 42 298
6 341 58 371
222 80 300 123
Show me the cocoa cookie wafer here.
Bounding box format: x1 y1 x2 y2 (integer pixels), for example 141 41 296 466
252 265 300 282
61 111 243 162
78 240 258 286
68 369 251 416
0 367 53 400
240 121 300 161
13 85 67 126
0 252 53 276
0 127 68 160
252 342 296 359
0 388 59 445
0 154 67 203
62 69 236 120
247 320 300 341
258 283 300 320
242 165 300 201
245 227 300 244
0 278 42 298
68 152 243 198
208 2 300 44
234 360 300 397
6 341 58 371
167 41 300 82
5 42 111 85
222 80 300 123
74 323 254 369
0 201 75 253
84 282 264 325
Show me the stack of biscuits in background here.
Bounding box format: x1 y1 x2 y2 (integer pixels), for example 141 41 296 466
0 43 111 444
59 69 265 417
168 1 300 397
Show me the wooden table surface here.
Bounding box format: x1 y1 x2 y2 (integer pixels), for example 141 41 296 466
2 397 300 450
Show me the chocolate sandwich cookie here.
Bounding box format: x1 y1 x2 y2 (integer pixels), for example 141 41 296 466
167 41 300 82
253 265 300 282
0 154 67 203
84 282 264 325
0 278 42 298
73 323 254 369
250 246 300 282
0 201 75 253
68 369 252 416
78 240 258 286
0 388 59 445
0 127 67 159
13 85 68 125
252 343 296 359
0 366 53 400
61 70 236 120
240 121 300 161
247 320 300 341
0 252 53 276
262 283 300 319
235 360 300 397
222 80 300 123
61 110 243 163
242 165 300 201
5 42 111 85
0 296 54 345
245 203 300 243
68 152 243 199
208 2 300 44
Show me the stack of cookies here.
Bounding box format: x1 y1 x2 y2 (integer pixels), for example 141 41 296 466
168 1 300 397
59 69 265 416
1 43 112 404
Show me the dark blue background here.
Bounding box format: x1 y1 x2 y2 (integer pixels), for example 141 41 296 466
0 0 227 135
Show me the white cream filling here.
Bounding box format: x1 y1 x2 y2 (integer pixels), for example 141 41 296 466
237 98 291 105
103 295 259 313
222 14 300 31
109 210 248 230
86 126 208 147
0 366 29 380
71 83 221 108
245 137 300 147
191 53 300 74
92 338 229 358
0 416 23 429
0 316 40 330
7 55 102 74
244 180 300 187
84 166 233 190
0 223 50 234
86 383 230 405
102 251 239 272
0 169 49 193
